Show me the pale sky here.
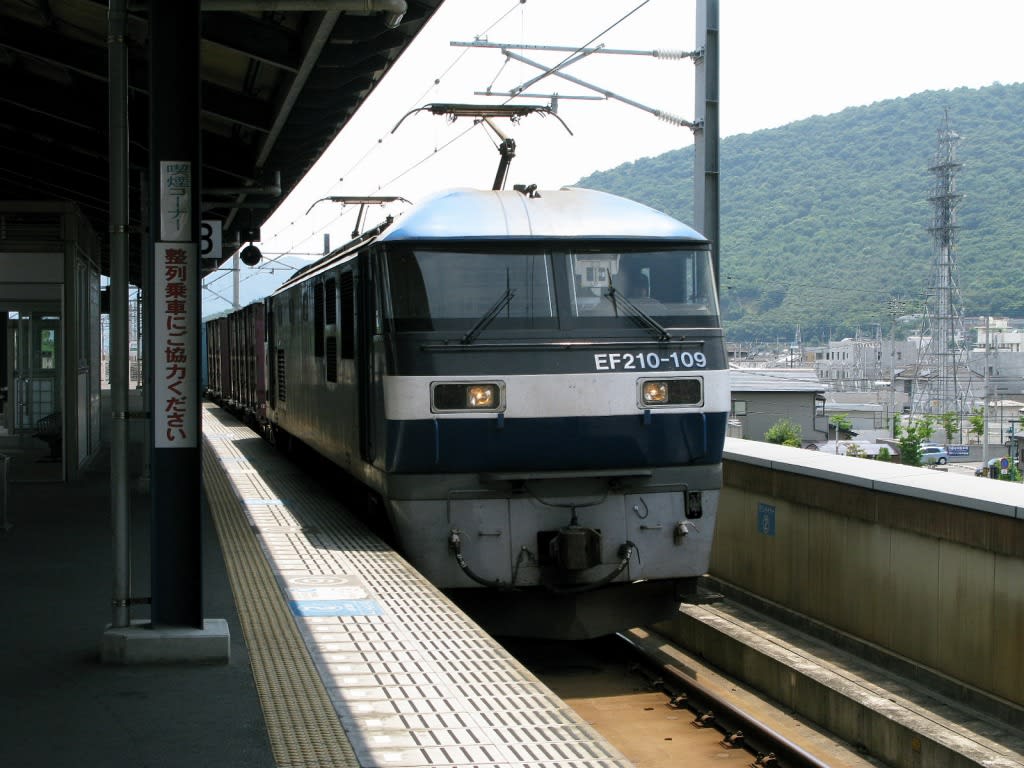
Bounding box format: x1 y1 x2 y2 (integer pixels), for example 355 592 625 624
202 0 1024 312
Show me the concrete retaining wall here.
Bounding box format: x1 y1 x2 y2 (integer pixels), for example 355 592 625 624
710 438 1024 710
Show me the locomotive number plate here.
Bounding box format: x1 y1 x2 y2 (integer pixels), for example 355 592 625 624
593 351 707 371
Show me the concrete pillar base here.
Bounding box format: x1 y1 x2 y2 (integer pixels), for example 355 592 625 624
100 618 230 664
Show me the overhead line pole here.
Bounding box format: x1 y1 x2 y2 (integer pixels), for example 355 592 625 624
694 0 720 290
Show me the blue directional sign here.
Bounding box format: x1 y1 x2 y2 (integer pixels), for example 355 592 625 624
280 574 383 617
757 502 776 536
289 599 383 617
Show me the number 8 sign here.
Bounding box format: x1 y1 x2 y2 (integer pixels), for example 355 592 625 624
200 220 222 260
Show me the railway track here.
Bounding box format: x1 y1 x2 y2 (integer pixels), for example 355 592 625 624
502 628 881 768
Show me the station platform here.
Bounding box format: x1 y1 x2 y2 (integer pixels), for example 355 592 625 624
0 440 275 767
1 403 630 768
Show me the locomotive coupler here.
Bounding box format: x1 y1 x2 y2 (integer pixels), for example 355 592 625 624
548 526 602 571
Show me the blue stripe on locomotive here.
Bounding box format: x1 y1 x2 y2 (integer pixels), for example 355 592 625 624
377 187 708 243
383 411 727 473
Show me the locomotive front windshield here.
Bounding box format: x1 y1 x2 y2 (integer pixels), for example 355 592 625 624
567 250 718 320
385 249 557 332
383 246 719 333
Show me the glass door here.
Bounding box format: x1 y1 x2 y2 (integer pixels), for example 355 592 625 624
7 308 63 475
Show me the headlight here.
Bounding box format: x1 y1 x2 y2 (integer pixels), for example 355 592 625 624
642 381 668 404
432 382 504 412
639 378 703 407
467 384 496 408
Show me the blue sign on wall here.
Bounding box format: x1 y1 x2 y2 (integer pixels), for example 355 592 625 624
757 502 776 536
948 445 969 456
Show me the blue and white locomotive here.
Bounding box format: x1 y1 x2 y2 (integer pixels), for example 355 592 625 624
217 184 728 638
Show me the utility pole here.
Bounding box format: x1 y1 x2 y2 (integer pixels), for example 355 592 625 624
982 315 990 465
887 297 911 434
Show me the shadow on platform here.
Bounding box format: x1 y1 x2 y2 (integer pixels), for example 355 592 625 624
0 449 275 768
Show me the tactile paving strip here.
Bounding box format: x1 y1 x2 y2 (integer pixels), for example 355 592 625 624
202 434 359 768
202 403 632 767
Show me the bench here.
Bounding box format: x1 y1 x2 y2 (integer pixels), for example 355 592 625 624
33 412 62 461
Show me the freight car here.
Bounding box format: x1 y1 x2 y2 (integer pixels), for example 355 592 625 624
204 301 267 428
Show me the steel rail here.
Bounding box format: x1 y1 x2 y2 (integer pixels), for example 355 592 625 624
615 630 833 768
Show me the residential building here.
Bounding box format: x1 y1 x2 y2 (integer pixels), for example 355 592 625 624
729 367 826 446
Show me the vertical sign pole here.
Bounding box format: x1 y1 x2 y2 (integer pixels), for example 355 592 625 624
694 0 720 290
108 0 131 629
149 0 202 628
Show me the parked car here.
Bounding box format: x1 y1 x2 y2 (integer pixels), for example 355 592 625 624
920 445 948 465
976 456 1014 477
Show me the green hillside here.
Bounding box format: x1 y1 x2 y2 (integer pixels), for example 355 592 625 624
575 82 1024 342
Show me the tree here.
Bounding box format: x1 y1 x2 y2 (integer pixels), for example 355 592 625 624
919 415 936 443
829 413 853 439
939 411 960 444
765 418 802 447
968 407 985 444
893 416 934 467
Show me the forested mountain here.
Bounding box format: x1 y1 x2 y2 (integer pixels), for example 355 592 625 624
575 82 1024 342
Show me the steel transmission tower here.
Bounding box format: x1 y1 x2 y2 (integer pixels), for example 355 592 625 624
912 111 974 418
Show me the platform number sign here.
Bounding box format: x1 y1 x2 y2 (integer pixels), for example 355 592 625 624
757 502 776 536
200 220 222 260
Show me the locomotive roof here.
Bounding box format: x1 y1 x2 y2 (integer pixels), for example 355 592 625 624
273 187 707 293
376 187 707 244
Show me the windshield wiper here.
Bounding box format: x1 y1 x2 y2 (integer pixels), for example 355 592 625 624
607 287 671 341
461 287 517 344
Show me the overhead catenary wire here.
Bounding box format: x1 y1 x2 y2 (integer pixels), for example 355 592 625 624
202 1 668 313
374 1 657 196
335 0 527 186
301 0 648 215
499 0 653 103
203 0 529 311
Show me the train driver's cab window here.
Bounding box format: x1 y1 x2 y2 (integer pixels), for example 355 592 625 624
568 249 720 321
384 249 556 332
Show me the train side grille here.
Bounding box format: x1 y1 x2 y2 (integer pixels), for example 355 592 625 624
276 349 286 401
326 337 338 383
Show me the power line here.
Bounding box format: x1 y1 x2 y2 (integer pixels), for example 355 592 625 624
203 2 531 309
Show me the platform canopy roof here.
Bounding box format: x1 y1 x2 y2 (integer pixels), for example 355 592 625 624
0 0 444 283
